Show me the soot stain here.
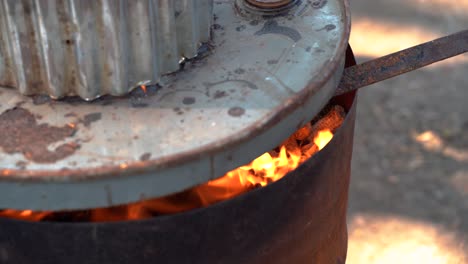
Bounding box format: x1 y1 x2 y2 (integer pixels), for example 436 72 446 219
173 107 184 115
255 20 302 42
81 112 102 127
183 97 196 105
131 102 149 108
140 153 152 161
0 107 79 163
213 24 224 30
236 25 246 32
249 20 259 26
317 24 336 32
64 112 78 118
228 107 246 117
203 79 258 94
15 161 28 169
234 68 246 75
214 90 228 99
312 0 328 9
32 95 52 105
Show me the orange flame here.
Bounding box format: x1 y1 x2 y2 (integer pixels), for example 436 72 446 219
0 106 345 222
0 209 50 221
314 130 333 150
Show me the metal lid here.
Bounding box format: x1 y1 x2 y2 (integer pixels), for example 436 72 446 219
0 0 350 211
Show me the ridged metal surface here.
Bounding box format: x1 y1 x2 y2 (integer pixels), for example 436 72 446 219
0 0 213 100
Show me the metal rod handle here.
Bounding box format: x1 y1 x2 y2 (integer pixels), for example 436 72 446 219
335 29 468 96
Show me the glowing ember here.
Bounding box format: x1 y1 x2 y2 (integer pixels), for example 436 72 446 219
0 209 50 222
0 105 346 222
314 130 333 150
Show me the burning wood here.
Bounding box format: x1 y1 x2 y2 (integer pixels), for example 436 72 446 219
0 105 346 222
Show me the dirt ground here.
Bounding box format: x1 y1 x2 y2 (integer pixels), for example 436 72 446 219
346 1 468 263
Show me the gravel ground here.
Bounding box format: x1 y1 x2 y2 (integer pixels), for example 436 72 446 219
346 1 468 263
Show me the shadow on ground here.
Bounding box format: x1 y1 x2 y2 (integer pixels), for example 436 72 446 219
346 0 468 263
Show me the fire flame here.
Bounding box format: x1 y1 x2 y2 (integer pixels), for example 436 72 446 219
0 209 50 222
0 106 345 222
207 128 334 194
314 130 333 150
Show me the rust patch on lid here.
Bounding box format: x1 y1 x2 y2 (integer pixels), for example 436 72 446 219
0 107 78 163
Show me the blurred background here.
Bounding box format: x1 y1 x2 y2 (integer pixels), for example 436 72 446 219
346 0 468 263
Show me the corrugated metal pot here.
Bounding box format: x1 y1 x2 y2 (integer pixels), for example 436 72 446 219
0 0 213 100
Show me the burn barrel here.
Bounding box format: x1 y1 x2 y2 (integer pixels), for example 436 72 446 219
0 47 357 264
0 1 355 263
